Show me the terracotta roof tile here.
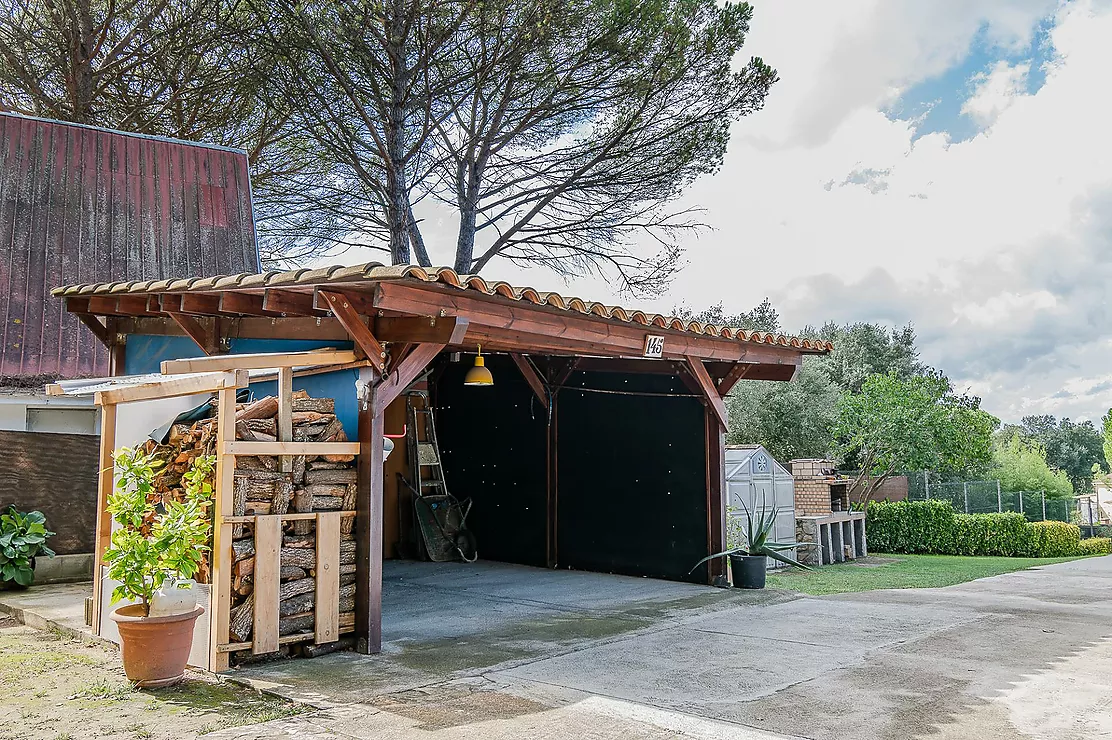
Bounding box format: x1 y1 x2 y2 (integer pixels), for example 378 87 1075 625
52 262 833 353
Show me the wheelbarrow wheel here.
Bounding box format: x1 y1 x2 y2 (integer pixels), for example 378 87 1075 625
455 529 478 563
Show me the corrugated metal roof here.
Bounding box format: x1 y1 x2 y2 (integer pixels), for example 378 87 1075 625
0 112 259 379
53 262 833 353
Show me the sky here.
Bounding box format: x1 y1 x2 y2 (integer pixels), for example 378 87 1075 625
344 0 1112 426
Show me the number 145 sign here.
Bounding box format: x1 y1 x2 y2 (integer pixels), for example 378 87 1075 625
643 335 665 358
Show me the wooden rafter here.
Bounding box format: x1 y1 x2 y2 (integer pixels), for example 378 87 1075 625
75 313 111 346
167 312 213 354
511 354 549 410
685 356 728 428
717 363 752 397
319 291 386 374
263 289 327 317
161 349 357 374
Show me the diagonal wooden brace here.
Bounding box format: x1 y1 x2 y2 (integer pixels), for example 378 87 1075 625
319 290 386 374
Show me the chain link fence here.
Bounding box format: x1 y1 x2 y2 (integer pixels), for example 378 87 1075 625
903 473 1076 523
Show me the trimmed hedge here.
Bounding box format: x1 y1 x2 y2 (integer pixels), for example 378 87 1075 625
865 500 1086 558
1077 537 1112 556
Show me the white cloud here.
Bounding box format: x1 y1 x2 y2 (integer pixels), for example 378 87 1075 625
961 61 1031 127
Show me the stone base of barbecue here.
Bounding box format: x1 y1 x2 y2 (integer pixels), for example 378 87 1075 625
795 512 867 566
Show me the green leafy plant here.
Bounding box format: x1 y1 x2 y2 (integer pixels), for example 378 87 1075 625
103 448 214 615
1077 537 1112 556
0 506 55 586
1028 520 1081 558
691 501 812 572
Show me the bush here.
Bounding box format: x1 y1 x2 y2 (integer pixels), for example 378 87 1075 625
865 500 955 554
1029 521 1082 557
1076 537 1112 556
951 513 1032 557
865 500 1083 558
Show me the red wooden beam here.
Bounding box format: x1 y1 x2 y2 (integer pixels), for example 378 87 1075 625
319 291 386 374
376 343 445 408
76 313 111 347
511 354 549 410
717 363 752 397
263 289 328 317
355 380 385 654
685 356 728 428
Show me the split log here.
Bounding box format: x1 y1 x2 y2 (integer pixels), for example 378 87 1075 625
235 456 269 471
291 456 306 485
291 488 313 535
297 636 354 658
279 576 316 601
281 566 307 581
310 496 343 510
247 418 278 436
293 411 334 425
283 535 315 549
292 397 334 414
229 594 254 641
233 540 255 562
231 476 249 539
272 480 293 515
278 542 356 570
323 454 356 464
279 583 356 617
308 461 348 470
316 418 345 443
237 396 279 422
235 557 254 578
307 483 348 498
244 501 271 515
306 469 358 485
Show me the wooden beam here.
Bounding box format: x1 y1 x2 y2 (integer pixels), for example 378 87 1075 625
319 291 386 374
211 387 238 672
223 441 360 456
277 367 293 475
684 356 728 429
376 343 444 409
705 410 727 584
717 363 752 396
168 312 212 354
263 289 328 317
548 357 581 389
161 349 356 374
179 293 223 315
252 515 282 654
573 357 684 376
75 314 111 347
355 378 385 654
315 512 342 644
91 403 117 636
314 287 375 315
93 370 247 406
218 291 279 317
373 281 806 364
511 354 549 410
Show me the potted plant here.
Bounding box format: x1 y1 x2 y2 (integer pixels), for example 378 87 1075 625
104 447 214 688
0 506 55 588
691 501 811 589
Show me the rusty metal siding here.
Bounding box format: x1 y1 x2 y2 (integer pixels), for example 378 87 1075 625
0 113 259 379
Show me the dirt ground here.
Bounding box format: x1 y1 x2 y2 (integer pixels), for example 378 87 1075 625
0 616 304 740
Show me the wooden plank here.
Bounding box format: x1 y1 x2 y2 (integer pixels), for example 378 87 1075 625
705 410 727 583
263 288 328 317
223 441 361 456
223 511 356 524
93 370 247 406
315 512 342 644
510 354 549 410
179 293 223 315
252 515 282 654
277 367 294 474
217 613 356 653
219 291 280 317
211 388 237 672
91 404 117 635
355 381 385 654
167 312 212 354
319 291 386 374
161 349 357 374
372 316 462 344
684 356 728 429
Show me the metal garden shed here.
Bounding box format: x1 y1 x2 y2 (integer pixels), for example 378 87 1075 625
724 445 797 568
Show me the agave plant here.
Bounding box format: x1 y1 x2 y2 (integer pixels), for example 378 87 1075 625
691 499 811 573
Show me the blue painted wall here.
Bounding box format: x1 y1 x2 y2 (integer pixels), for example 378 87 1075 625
125 335 360 438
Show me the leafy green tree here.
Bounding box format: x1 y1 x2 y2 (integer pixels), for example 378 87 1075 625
726 362 841 463
1015 415 1108 493
675 298 781 333
1104 408 1112 469
989 433 1074 499
835 372 998 501
803 322 923 393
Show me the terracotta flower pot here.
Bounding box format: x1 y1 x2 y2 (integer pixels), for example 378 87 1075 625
110 604 204 688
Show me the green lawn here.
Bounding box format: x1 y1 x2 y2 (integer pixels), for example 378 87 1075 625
765 553 1095 595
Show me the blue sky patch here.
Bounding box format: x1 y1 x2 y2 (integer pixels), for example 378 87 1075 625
886 17 1056 143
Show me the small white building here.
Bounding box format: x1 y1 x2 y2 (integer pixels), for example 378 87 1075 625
724 445 797 568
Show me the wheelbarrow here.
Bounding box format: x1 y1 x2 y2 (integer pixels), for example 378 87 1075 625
397 474 478 563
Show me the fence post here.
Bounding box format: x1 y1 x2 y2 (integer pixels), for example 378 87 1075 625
963 482 969 513
997 480 1002 513
1019 490 1024 515
924 471 930 500
1041 491 1046 521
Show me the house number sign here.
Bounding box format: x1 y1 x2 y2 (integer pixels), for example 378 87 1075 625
643 335 665 358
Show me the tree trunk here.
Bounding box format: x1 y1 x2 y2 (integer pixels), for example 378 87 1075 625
408 204 431 267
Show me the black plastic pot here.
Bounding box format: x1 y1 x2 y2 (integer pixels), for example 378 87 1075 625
729 554 767 589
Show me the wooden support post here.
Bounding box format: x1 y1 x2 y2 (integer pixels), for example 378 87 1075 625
511 354 549 410
315 512 342 644
278 367 293 473
547 397 559 569
252 516 282 654
210 388 237 672
705 410 727 582
355 379 386 654
91 404 117 635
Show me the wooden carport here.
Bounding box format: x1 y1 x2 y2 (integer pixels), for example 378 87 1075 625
54 263 831 661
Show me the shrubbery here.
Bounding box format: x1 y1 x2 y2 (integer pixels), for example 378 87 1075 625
865 500 1100 558
1077 537 1112 556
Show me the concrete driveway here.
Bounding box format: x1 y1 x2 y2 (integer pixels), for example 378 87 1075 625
214 556 1112 739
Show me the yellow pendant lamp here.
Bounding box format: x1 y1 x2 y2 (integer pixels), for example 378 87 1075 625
464 344 494 386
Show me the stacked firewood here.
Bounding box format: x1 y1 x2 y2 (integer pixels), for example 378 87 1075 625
226 390 358 650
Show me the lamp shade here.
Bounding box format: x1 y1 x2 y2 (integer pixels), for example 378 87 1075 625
464 355 494 386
